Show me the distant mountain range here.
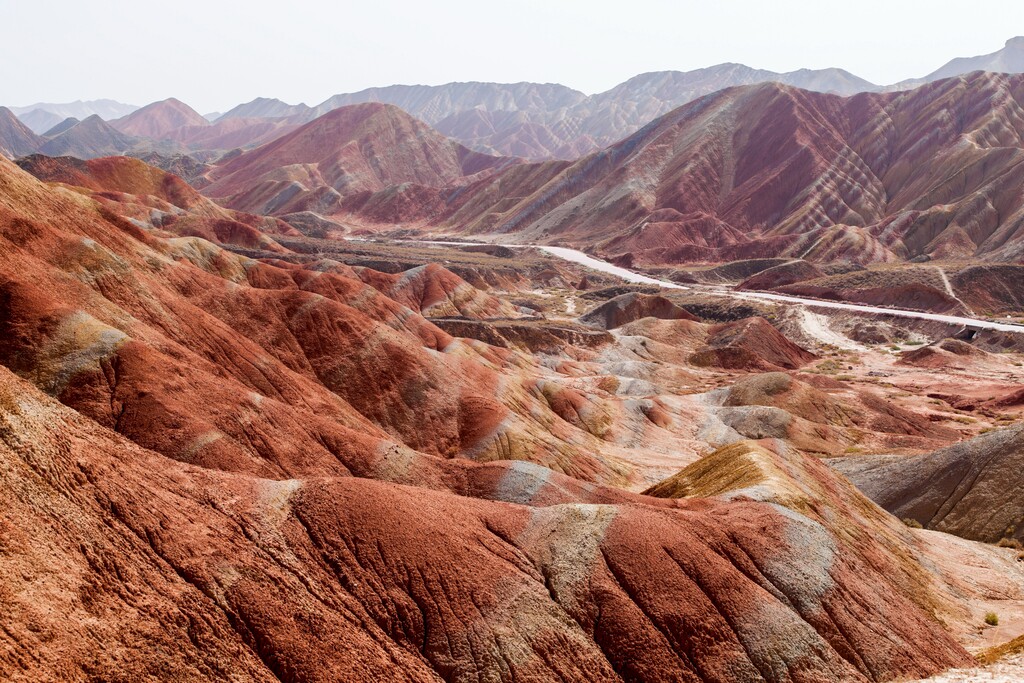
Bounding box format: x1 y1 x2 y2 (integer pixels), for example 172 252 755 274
4 37 1024 163
9 99 140 134
0 107 42 158
888 36 1024 90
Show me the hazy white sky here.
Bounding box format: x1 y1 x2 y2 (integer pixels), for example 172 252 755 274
3 0 1024 113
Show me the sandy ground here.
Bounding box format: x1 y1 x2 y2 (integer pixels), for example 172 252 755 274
910 654 1024 682
534 243 1024 334
797 308 868 351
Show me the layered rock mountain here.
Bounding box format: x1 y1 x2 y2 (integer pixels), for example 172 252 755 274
202 102 518 219
0 107 43 158
36 114 141 158
216 67 877 160
11 39 1024 163
15 108 63 135
41 116 82 137
217 95 315 120
836 424 1024 544
9 98 138 132
109 97 210 139
446 71 1024 264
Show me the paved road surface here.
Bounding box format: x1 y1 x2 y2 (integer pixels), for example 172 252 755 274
392 239 1024 335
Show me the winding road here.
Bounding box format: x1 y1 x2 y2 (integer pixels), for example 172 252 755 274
395 239 1024 335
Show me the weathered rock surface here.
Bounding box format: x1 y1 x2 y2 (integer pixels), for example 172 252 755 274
16 153 294 252
737 260 825 290
0 368 973 682
354 262 519 318
690 318 817 371
580 292 698 329
0 138 1007 683
836 424 1024 544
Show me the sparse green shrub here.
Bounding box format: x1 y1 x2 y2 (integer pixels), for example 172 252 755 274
985 612 1000 626
814 359 842 375
998 537 1023 550
902 518 923 529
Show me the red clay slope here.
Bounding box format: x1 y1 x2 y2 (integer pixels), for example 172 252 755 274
449 72 1024 265
17 153 213 211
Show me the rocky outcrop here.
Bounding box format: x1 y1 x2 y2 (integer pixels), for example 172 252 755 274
432 318 613 353
777 267 964 314
836 424 1024 544
579 292 697 329
16 154 293 252
354 262 520 319
689 317 817 371
700 373 953 454
898 338 993 369
737 260 825 290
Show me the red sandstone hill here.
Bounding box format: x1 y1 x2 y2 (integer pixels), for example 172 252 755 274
0 149 985 682
353 262 520 318
203 102 519 221
110 97 209 139
0 151 663 487
16 154 294 251
17 153 212 210
447 72 1024 265
579 292 698 329
164 115 301 151
691 317 818 371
